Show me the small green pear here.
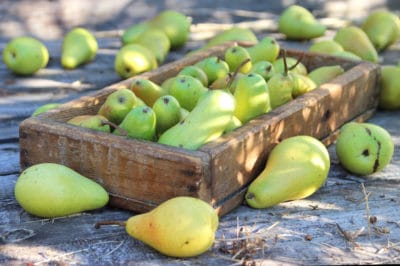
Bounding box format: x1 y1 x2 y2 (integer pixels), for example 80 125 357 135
307 65 344 86
15 163 109 218
152 95 182 136
309 40 344 54
98 88 137 125
195 56 230 85
290 73 317 98
178 65 209 87
158 90 235 150
250 61 275 82
224 46 252 74
95 196 219 258
67 114 111 133
61 27 98 69
203 27 258 49
233 73 271 123
114 106 156 141
31 103 61 116
129 78 167 107
169 75 208 111
331 51 362 61
278 5 326 40
134 28 171 64
114 43 158 78
362 10 400 51
333 26 379 63
2 36 49 75
121 22 152 45
246 36 280 63
148 10 191 49
379 65 400 109
336 122 394 175
245 135 330 209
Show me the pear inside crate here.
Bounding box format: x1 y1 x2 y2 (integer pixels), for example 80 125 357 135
19 42 380 216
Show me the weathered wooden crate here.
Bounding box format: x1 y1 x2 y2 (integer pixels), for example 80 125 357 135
19 42 380 216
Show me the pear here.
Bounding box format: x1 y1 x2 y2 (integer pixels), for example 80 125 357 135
160 76 176 94
309 40 344 54
61 27 98 69
67 114 111 133
336 122 394 175
121 22 152 45
273 56 308 76
134 29 171 64
278 5 326 40
31 103 61 116
362 10 400 51
203 27 258 49
95 196 219 258
250 61 275 82
15 163 109 218
233 73 271 123
158 90 235 150
209 72 244 93
290 73 317 98
307 65 344 87
98 88 137 125
148 10 191 49
178 65 209 87
2 36 49 75
331 51 362 61
169 75 208 111
246 36 280 63
379 65 400 109
333 26 379 63
152 95 182 136
114 106 156 141
195 56 230 85
224 45 252 74
129 78 167 107
114 43 158 78
245 135 330 209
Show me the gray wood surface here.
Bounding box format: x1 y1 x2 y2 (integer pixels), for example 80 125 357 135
1 1 400 265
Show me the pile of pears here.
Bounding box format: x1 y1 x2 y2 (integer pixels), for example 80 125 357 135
66 36 347 151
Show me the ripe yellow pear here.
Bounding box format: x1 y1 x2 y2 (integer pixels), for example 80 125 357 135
15 163 109 218
95 196 219 258
61 27 98 69
245 135 330 209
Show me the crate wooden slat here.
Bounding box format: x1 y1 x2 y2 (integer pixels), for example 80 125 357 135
19 42 380 216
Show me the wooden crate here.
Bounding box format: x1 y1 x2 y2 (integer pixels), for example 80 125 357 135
19 42 381 216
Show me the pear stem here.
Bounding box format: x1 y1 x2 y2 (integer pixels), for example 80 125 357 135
94 220 126 229
227 58 251 89
288 52 305 71
101 120 128 137
282 49 288 76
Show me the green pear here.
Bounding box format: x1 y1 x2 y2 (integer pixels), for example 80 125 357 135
203 27 258 49
233 73 271 123
246 36 280 63
336 122 394 175
2 36 49 75
362 10 400 51
98 88 137 125
307 65 344 86
148 10 191 49
195 56 230 85
224 45 252 73
245 135 330 209
134 28 171 64
178 65 209 87
290 73 317 98
95 196 218 258
278 5 326 40
61 27 98 69
121 22 152 45
250 61 275 82
130 78 167 107
114 43 158 78
160 76 176 94
67 114 111 132
179 107 189 121
333 26 379 63
224 115 243 133
273 56 308 76
169 75 208 111
31 103 61 116
15 163 109 218
209 72 241 92
309 40 344 54
152 95 182 136
114 106 156 141
158 90 235 150
379 65 400 109
331 51 362 61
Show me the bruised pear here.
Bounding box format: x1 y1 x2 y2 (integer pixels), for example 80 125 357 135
15 163 109 218
245 136 330 209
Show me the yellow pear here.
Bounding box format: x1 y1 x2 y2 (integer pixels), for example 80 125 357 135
95 196 219 258
307 65 345 86
245 135 330 209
